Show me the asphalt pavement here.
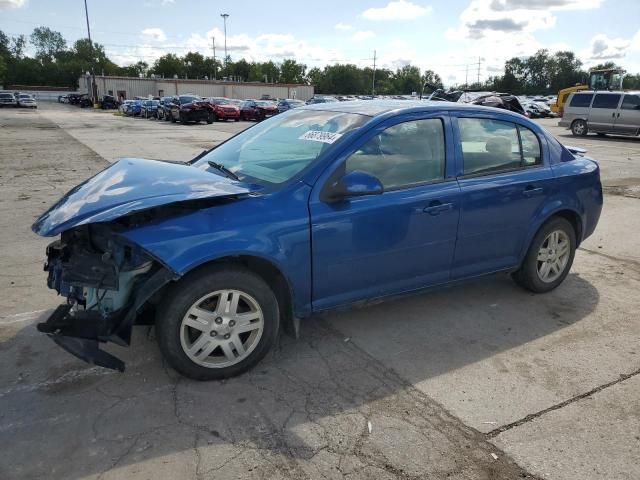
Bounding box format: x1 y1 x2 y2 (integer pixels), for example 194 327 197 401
0 103 638 480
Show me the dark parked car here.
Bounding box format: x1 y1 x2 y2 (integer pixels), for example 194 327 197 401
156 96 174 120
32 101 602 380
100 95 119 110
169 95 216 124
0 91 18 107
306 96 339 104
141 99 161 118
239 99 278 121
204 97 241 121
277 98 305 113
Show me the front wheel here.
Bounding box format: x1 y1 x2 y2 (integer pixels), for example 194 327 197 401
156 266 280 380
571 119 588 136
206 112 215 124
512 217 576 293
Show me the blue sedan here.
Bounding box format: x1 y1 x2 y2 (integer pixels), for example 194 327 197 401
33 101 602 379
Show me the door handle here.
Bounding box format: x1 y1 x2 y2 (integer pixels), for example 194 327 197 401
612 112 616 118
523 186 544 196
423 202 453 215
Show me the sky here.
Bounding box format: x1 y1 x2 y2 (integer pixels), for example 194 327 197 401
1 0 639 86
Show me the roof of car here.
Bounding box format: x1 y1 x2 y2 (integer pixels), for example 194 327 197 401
299 99 520 117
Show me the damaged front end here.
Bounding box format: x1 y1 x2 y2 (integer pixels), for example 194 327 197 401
38 224 173 371
32 157 256 371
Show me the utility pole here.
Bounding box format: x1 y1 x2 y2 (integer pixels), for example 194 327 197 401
372 50 376 96
221 13 229 73
477 57 481 86
465 64 468 88
211 36 216 80
83 0 96 105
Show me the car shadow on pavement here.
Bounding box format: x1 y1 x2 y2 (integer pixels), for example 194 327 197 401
0 272 598 479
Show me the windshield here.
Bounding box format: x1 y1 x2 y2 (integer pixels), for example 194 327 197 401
256 101 275 107
194 109 369 185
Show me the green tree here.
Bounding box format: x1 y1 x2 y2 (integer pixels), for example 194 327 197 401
10 34 27 58
30 27 66 62
280 59 306 84
229 58 251 81
183 51 208 78
393 65 422 94
422 69 443 90
151 53 185 78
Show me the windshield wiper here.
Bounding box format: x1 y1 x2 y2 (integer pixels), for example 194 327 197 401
208 160 240 181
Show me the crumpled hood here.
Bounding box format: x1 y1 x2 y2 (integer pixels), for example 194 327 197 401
32 158 254 237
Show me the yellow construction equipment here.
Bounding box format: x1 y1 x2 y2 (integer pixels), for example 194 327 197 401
551 68 625 115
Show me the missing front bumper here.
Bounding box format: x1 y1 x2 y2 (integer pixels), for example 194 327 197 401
37 304 126 371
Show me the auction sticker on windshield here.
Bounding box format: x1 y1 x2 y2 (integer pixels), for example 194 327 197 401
299 131 343 144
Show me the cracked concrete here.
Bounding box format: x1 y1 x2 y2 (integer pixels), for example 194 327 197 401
0 105 638 480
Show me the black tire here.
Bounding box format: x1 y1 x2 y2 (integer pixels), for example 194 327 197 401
234 117 240 122
596 133 606 137
156 265 280 380
206 112 215 124
571 119 588 136
512 217 576 293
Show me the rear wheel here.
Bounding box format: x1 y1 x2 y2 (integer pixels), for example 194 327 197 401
571 119 588 136
156 265 280 380
206 112 215 124
512 217 576 293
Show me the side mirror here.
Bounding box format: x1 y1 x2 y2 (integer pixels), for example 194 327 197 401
326 171 384 202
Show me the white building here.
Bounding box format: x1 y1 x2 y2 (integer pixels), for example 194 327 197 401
79 75 314 101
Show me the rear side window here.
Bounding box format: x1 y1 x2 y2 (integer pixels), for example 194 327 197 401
621 94 640 110
569 93 593 108
458 118 541 175
591 94 621 109
519 127 542 166
346 118 445 189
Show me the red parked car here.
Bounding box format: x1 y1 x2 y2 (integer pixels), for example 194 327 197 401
168 95 216 124
204 97 241 122
239 99 278 121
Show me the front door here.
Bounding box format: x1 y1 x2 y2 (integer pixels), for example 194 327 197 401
451 116 554 278
613 93 640 135
588 93 622 132
309 116 461 310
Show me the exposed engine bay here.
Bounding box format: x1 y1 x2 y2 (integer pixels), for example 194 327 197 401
37 224 174 371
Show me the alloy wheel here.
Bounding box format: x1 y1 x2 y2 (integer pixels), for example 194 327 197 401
536 230 571 283
180 289 264 368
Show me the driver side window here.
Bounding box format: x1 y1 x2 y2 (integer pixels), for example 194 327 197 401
345 118 445 190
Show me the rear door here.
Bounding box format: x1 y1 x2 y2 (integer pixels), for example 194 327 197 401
613 93 640 135
588 93 622 132
452 115 554 278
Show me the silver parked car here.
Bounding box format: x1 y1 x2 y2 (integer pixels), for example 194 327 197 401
0 91 18 107
17 93 37 108
560 90 640 137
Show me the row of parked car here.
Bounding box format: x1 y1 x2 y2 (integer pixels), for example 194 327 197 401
0 91 38 108
117 94 310 124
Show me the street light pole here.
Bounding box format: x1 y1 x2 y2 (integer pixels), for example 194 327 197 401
220 13 229 74
83 0 96 105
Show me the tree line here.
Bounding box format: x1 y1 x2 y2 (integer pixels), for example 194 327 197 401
1 27 638 95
